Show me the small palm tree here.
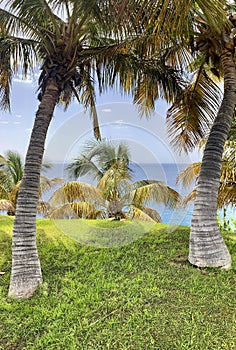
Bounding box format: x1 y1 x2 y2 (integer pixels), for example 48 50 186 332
0 150 63 216
50 139 180 222
0 151 23 215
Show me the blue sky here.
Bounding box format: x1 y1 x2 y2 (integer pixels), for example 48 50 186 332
0 74 201 166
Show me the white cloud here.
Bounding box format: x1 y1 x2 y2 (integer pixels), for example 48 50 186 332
101 108 112 112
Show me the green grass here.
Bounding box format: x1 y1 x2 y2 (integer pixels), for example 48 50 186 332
0 216 236 349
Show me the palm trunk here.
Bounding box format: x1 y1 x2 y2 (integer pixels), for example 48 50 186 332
8 78 59 298
189 48 236 268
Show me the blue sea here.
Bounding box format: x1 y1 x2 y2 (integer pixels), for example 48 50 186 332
45 162 194 226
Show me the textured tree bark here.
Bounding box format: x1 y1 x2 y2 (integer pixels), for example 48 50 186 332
189 48 236 268
8 78 59 298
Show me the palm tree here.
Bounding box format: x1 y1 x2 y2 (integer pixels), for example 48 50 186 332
50 139 180 222
1 0 189 298
0 150 62 216
166 9 236 268
110 2 234 268
0 150 23 215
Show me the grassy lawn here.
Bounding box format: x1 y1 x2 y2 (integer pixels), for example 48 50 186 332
0 216 236 349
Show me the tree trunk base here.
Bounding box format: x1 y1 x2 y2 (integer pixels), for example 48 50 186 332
188 255 231 269
188 230 231 269
8 276 42 299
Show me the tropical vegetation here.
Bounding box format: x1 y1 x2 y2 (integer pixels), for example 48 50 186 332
0 0 235 299
0 150 23 216
0 150 62 216
49 139 180 222
119 1 236 269
0 0 195 299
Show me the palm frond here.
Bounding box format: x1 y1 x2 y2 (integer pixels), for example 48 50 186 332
131 0 228 38
9 181 21 207
128 204 159 223
78 65 101 140
3 0 60 38
49 201 102 219
37 200 51 216
128 204 161 223
66 154 104 181
97 162 132 201
167 68 222 152
67 139 131 182
49 181 102 207
176 162 201 188
93 44 185 117
0 183 10 199
218 184 236 209
4 150 23 184
0 198 15 213
39 176 64 197
180 189 197 207
127 180 180 208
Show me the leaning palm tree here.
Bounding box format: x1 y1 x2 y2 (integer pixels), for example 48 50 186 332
1 0 189 299
166 9 236 268
112 2 234 267
53 139 180 222
106 1 234 267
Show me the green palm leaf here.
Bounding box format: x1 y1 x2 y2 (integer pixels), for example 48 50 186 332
97 162 132 201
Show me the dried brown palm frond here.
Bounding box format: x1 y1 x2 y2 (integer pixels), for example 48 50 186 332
127 180 180 208
218 184 236 209
39 176 64 196
0 198 15 213
128 204 160 223
180 189 197 207
49 201 102 219
176 162 201 188
37 201 51 216
50 181 103 207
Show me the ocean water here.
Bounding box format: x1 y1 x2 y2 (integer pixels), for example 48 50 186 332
45 162 194 226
